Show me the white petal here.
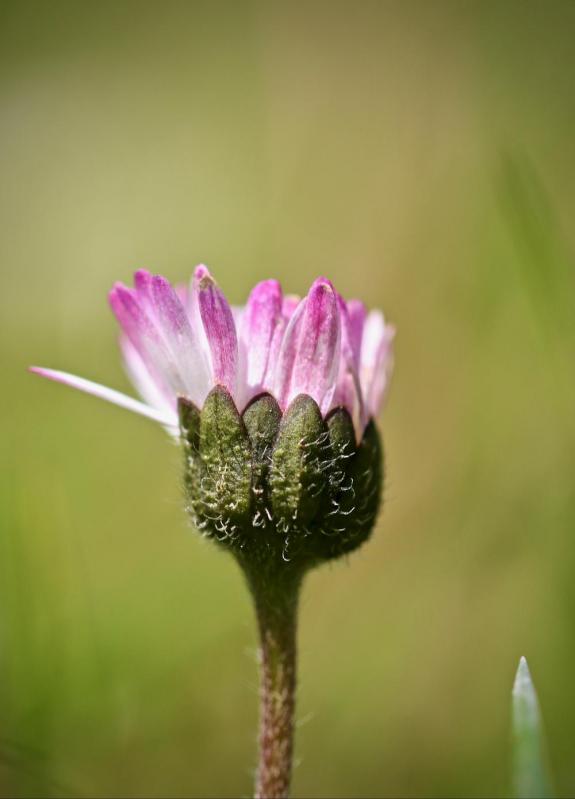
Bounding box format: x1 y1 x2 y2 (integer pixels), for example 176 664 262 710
30 367 178 428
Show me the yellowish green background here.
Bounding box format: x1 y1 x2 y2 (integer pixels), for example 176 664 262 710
1 2 574 796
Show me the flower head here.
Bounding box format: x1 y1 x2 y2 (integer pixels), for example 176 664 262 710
32 266 394 570
31 265 394 440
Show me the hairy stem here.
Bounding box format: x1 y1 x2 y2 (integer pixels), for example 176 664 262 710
248 571 301 799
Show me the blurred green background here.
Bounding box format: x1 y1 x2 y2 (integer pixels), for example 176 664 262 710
1 1 575 796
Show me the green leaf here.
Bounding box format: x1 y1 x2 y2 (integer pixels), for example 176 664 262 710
512 656 554 799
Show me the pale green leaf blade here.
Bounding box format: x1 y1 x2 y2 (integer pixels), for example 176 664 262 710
512 657 554 799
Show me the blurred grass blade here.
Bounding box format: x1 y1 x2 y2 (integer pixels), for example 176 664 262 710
512 657 553 799
499 151 575 341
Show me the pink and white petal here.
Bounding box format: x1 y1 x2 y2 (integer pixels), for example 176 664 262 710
261 296 302 393
193 263 210 282
331 369 364 442
282 294 300 321
359 311 385 376
346 299 367 365
275 278 341 414
109 283 176 392
175 282 189 308
335 294 355 363
360 311 395 422
29 367 178 428
120 336 176 415
231 305 244 328
240 279 283 399
329 297 364 437
272 298 307 409
195 267 238 397
231 304 249 409
365 327 394 421
134 269 155 308
109 282 157 349
187 265 214 375
150 275 212 406
133 269 172 333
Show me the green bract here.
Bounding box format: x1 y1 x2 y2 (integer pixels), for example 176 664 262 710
179 386 383 577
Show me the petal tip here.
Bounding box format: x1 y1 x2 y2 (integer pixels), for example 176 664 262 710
134 269 153 290
108 282 132 304
194 264 211 282
310 276 335 294
151 273 170 290
198 274 214 291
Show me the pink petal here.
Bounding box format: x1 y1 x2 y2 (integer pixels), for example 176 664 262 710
187 265 213 367
175 282 189 308
109 282 157 348
150 274 211 405
134 268 155 306
282 294 300 320
231 305 244 327
335 294 356 364
109 283 174 392
240 279 283 400
360 311 395 422
195 266 238 396
346 299 367 365
110 275 212 408
259 296 303 392
29 367 178 427
193 264 210 282
274 277 341 414
229 306 250 409
120 336 176 415
331 294 364 438
333 371 363 441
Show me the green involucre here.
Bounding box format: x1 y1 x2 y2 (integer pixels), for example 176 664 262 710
179 386 383 575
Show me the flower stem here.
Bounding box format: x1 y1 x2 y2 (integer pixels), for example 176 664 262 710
248 570 301 799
